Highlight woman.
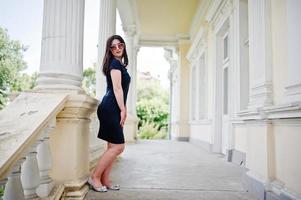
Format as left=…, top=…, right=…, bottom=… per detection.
left=88, top=35, right=131, bottom=192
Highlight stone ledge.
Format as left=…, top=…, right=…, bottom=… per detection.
left=238, top=102, right=301, bottom=120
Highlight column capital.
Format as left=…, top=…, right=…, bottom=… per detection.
left=164, top=48, right=178, bottom=65
left=134, top=46, right=140, bottom=55
left=123, top=25, right=136, bottom=37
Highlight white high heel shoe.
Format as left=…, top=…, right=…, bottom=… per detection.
left=106, top=184, right=120, bottom=190
left=87, top=177, right=108, bottom=192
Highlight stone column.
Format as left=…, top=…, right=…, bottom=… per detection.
left=132, top=46, right=140, bottom=115
left=35, top=1, right=99, bottom=199
left=122, top=25, right=138, bottom=142
left=123, top=25, right=137, bottom=115
left=96, top=0, right=117, bottom=99
left=164, top=48, right=178, bottom=140
left=164, top=48, right=181, bottom=140
left=177, top=41, right=190, bottom=141
left=285, top=0, right=301, bottom=103
left=248, top=0, right=273, bottom=108
left=36, top=0, right=85, bottom=91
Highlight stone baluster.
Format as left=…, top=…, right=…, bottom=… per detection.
left=36, top=119, right=56, bottom=197
left=3, top=159, right=26, bottom=200
left=21, top=141, right=41, bottom=199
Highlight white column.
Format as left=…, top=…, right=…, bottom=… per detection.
left=36, top=0, right=85, bottom=91
left=285, top=0, right=301, bottom=103
left=123, top=25, right=137, bottom=115
left=132, top=46, right=140, bottom=115
left=164, top=48, right=179, bottom=139
left=96, top=0, right=116, bottom=99
left=248, top=0, right=273, bottom=108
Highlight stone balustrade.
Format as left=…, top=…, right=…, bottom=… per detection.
left=0, top=92, right=67, bottom=200
left=0, top=91, right=99, bottom=200
left=1, top=119, right=59, bottom=200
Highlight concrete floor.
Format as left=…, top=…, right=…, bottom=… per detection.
left=85, top=140, right=256, bottom=200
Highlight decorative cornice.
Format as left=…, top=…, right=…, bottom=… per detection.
left=187, top=27, right=206, bottom=61
left=138, top=33, right=190, bottom=47
left=205, top=0, right=222, bottom=22
left=189, top=0, right=212, bottom=38
left=139, top=35, right=179, bottom=46
left=237, top=102, right=301, bottom=120
left=206, top=0, right=233, bottom=30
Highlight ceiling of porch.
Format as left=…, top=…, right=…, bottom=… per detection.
left=118, top=0, right=202, bottom=46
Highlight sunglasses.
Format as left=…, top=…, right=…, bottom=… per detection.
left=110, top=43, right=125, bottom=50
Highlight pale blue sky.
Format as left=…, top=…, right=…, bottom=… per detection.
left=0, top=0, right=169, bottom=88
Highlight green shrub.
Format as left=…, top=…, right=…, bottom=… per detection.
left=136, top=79, right=169, bottom=139
left=0, top=185, right=4, bottom=197
left=138, top=121, right=167, bottom=140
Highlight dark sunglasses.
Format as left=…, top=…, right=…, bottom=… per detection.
left=110, top=43, right=125, bottom=50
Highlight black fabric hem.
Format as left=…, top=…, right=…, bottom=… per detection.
left=97, top=135, right=125, bottom=144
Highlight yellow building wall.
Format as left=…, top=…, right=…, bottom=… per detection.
left=273, top=121, right=301, bottom=195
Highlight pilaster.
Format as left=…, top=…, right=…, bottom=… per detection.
left=248, top=0, right=273, bottom=108
left=284, top=0, right=301, bottom=103
left=122, top=25, right=138, bottom=143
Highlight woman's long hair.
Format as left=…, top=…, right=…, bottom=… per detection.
left=102, top=35, right=128, bottom=76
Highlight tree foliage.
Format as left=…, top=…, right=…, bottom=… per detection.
left=0, top=27, right=37, bottom=109
left=82, top=64, right=96, bottom=97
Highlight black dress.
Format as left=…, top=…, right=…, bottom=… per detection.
left=97, top=58, right=131, bottom=144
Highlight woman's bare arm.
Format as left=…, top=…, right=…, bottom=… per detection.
left=111, top=69, right=126, bottom=126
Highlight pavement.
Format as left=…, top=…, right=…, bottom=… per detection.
left=85, top=140, right=256, bottom=200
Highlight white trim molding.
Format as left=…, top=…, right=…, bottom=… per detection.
left=189, top=0, right=211, bottom=38
left=238, top=102, right=301, bottom=120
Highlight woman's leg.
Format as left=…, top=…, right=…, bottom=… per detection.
left=91, top=143, right=125, bottom=187
left=101, top=143, right=118, bottom=186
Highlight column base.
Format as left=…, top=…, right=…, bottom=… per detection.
left=47, top=184, right=65, bottom=200
left=124, top=114, right=138, bottom=143
left=62, top=178, right=89, bottom=200
left=248, top=82, right=273, bottom=109
left=36, top=180, right=55, bottom=198
left=35, top=72, right=84, bottom=92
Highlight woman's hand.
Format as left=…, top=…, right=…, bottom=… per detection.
left=120, top=109, right=126, bottom=127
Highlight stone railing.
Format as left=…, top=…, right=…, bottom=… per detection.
left=0, top=91, right=99, bottom=200
left=0, top=92, right=68, bottom=199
